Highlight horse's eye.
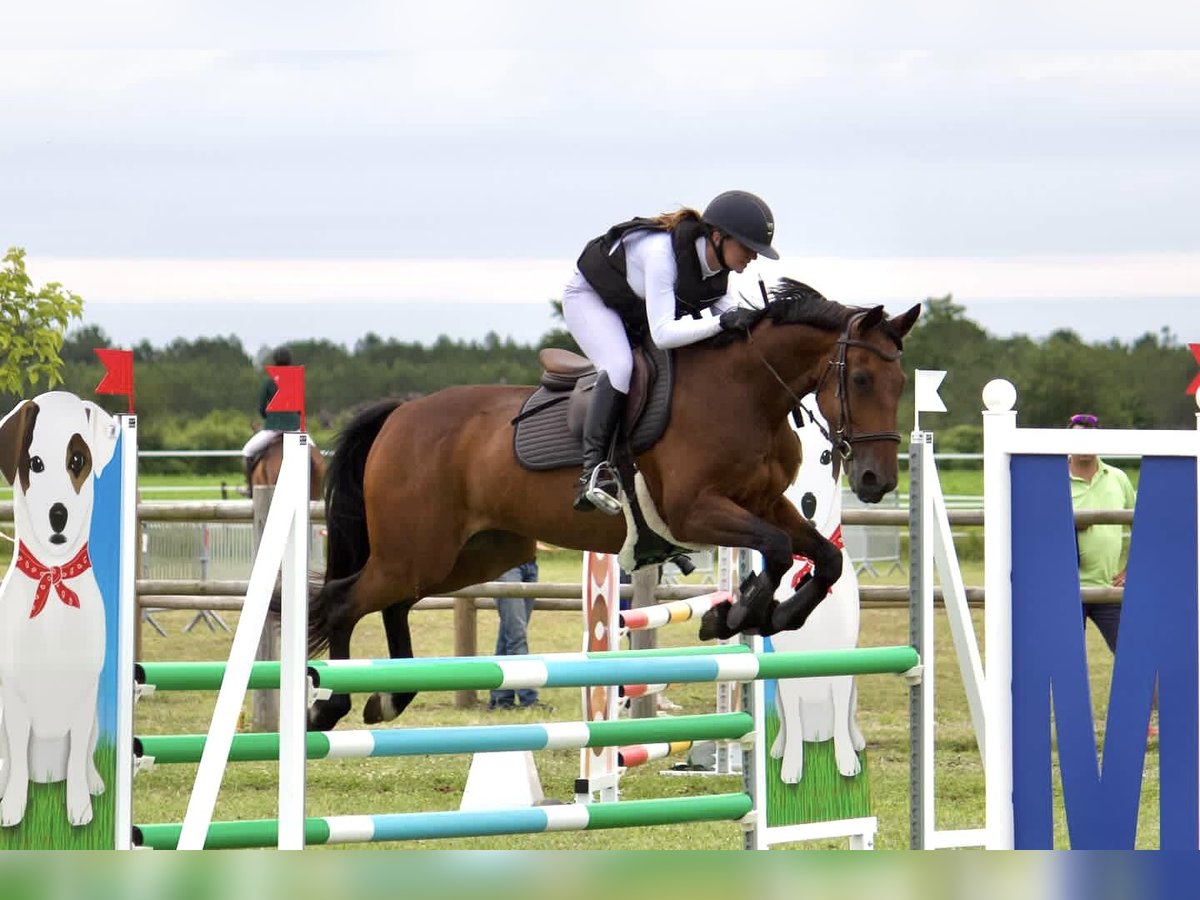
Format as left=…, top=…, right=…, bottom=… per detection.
left=820, top=450, right=832, bottom=466
left=30, top=456, right=44, bottom=473
left=852, top=371, right=871, bottom=388
left=69, top=452, right=85, bottom=474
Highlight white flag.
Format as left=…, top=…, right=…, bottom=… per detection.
left=915, top=369, right=947, bottom=414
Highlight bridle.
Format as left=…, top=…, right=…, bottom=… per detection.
left=748, top=310, right=902, bottom=461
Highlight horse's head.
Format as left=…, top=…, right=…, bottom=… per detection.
left=814, top=303, right=920, bottom=503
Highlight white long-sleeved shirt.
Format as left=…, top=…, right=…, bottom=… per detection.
left=616, top=230, right=740, bottom=349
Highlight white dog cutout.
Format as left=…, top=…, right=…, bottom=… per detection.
left=769, top=402, right=866, bottom=782
left=0, top=392, right=117, bottom=827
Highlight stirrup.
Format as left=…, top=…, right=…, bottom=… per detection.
left=584, top=463, right=622, bottom=516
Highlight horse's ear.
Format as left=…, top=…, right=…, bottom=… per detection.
left=858, top=305, right=886, bottom=332
left=891, top=303, right=922, bottom=338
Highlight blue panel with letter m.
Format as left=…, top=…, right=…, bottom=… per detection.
left=1011, top=454, right=1197, bottom=849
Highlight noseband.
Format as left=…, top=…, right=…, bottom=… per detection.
left=748, top=310, right=902, bottom=461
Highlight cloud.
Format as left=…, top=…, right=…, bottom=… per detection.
left=4, top=47, right=1200, bottom=262
left=7, top=1, right=1200, bottom=51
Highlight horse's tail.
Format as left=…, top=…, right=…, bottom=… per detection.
left=323, top=398, right=403, bottom=579
left=310, top=399, right=403, bottom=654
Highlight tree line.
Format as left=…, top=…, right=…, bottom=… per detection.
left=12, top=295, right=1195, bottom=473
left=901, top=296, right=1194, bottom=456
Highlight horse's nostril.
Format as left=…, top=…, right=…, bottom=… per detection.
left=859, top=470, right=879, bottom=487
left=48, top=502, right=68, bottom=532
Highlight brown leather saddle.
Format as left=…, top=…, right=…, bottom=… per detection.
left=512, top=343, right=673, bottom=471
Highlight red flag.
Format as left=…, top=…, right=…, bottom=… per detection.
left=266, top=365, right=306, bottom=433
left=94, top=348, right=135, bottom=413
left=1188, top=344, right=1200, bottom=396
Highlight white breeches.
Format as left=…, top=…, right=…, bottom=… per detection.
left=242, top=429, right=281, bottom=458
left=562, top=273, right=633, bottom=394
left=243, top=429, right=317, bottom=458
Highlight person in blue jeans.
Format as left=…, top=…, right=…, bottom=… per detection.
left=488, top=560, right=542, bottom=710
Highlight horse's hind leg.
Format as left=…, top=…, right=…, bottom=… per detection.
left=354, top=529, right=534, bottom=720
left=309, top=629, right=353, bottom=731
left=362, top=602, right=417, bottom=724
left=308, top=570, right=363, bottom=731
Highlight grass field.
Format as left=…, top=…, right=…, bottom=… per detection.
left=129, top=546, right=1160, bottom=850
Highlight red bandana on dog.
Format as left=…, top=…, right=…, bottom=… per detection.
left=789, top=525, right=845, bottom=590
left=15, top=542, right=92, bottom=618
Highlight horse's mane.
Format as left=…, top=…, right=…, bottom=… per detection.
left=710, top=277, right=907, bottom=349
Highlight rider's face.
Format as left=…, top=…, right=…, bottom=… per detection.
left=716, top=235, right=757, bottom=273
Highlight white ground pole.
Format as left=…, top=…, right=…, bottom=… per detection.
left=115, top=415, right=138, bottom=850
left=981, top=380, right=1200, bottom=849
left=176, top=433, right=310, bottom=850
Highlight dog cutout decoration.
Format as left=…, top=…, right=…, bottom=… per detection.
left=0, top=392, right=117, bottom=828
left=768, top=402, right=867, bottom=782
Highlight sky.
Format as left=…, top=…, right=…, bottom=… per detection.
left=5, top=4, right=1200, bottom=356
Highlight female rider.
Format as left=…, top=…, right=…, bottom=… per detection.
left=563, top=189, right=779, bottom=513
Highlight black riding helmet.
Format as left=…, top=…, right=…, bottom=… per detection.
left=702, top=190, right=779, bottom=260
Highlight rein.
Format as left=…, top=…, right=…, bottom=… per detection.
left=746, top=310, right=902, bottom=460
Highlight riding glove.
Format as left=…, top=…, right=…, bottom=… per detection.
left=719, top=307, right=760, bottom=331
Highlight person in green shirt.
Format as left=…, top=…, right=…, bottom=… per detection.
left=1068, top=412, right=1137, bottom=654
left=241, top=345, right=303, bottom=484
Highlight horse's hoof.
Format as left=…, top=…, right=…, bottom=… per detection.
left=698, top=602, right=736, bottom=641
left=362, top=694, right=384, bottom=724
left=308, top=697, right=351, bottom=732
left=739, top=570, right=776, bottom=612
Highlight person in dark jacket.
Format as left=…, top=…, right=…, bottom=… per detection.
left=241, top=345, right=302, bottom=482
left=562, top=190, right=779, bottom=513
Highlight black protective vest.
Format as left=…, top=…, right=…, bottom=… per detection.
left=576, top=215, right=729, bottom=344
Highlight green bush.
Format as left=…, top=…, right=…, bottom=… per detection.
left=139, top=410, right=253, bottom=475
left=933, top=424, right=983, bottom=470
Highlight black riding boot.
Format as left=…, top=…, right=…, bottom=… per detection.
left=573, top=373, right=626, bottom=515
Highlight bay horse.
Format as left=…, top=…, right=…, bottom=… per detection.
left=307, top=279, right=919, bottom=729
left=247, top=432, right=327, bottom=503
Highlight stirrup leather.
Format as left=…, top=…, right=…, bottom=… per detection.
left=584, top=462, right=622, bottom=515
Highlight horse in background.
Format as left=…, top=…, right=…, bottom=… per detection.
left=307, top=279, right=920, bottom=730
left=247, top=432, right=326, bottom=502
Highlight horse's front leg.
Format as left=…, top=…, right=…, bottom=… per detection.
left=663, top=491, right=793, bottom=640
left=764, top=496, right=843, bottom=635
